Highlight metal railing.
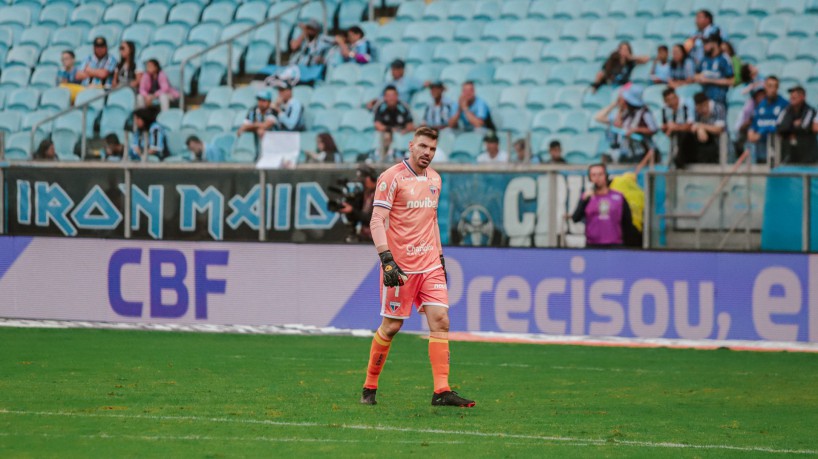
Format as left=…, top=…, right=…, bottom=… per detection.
left=179, top=0, right=328, bottom=111
left=30, top=84, right=134, bottom=160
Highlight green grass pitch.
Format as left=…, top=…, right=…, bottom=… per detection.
left=1, top=327, right=817, bottom=458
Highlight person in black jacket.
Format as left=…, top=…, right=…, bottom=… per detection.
left=777, top=86, right=818, bottom=164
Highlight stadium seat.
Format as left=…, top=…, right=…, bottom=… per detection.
left=519, top=63, right=550, bottom=86
left=644, top=17, right=675, bottom=41
left=575, top=63, right=600, bottom=85
left=636, top=0, right=664, bottom=17
left=182, top=108, right=211, bottom=131
left=187, top=23, right=221, bottom=48
left=453, top=21, right=483, bottom=43
left=757, top=60, right=785, bottom=79
left=486, top=42, right=516, bottom=64
left=787, top=15, right=818, bottom=38
left=614, top=18, right=648, bottom=41
left=795, top=38, right=818, bottom=62
left=758, top=15, right=790, bottom=39
left=5, top=45, right=39, bottom=68
left=559, top=110, right=591, bottom=134
left=309, top=86, right=336, bottom=110
left=230, top=132, right=257, bottom=162
left=23, top=110, right=57, bottom=138
left=726, top=16, right=759, bottom=40
left=608, top=0, right=638, bottom=18
left=50, top=26, right=84, bottom=49
left=553, top=86, right=585, bottom=109
left=568, top=42, right=599, bottom=63
left=552, top=0, right=578, bottom=19
left=498, top=87, right=528, bottom=110
left=666, top=0, right=694, bottom=16
left=140, top=44, right=174, bottom=68
left=206, top=109, right=237, bottom=133
left=406, top=42, right=437, bottom=65
left=739, top=37, right=769, bottom=64
left=74, top=88, right=105, bottom=136
left=328, top=63, right=360, bottom=86
left=451, top=131, right=483, bottom=156
left=748, top=0, right=773, bottom=16
left=201, top=2, right=237, bottom=26
left=440, top=64, right=472, bottom=87
left=53, top=111, right=83, bottom=138
left=6, top=87, right=40, bottom=113
left=236, top=1, right=269, bottom=23
left=157, top=108, right=183, bottom=132
left=339, top=109, right=373, bottom=133
left=423, top=1, right=450, bottom=21
left=374, top=20, right=407, bottom=45
left=4, top=131, right=35, bottom=160
left=380, top=43, right=410, bottom=66
left=541, top=42, right=571, bottom=63
left=86, top=24, right=122, bottom=47
left=227, top=86, right=256, bottom=112
left=220, top=23, right=253, bottom=49
left=413, top=63, right=445, bottom=83
left=70, top=4, right=103, bottom=29
left=547, top=64, right=577, bottom=85
left=0, top=67, right=32, bottom=91
left=473, top=0, right=502, bottom=21
left=99, top=106, right=130, bottom=138
left=481, top=20, right=512, bottom=42
left=266, top=0, right=300, bottom=23
left=781, top=60, right=812, bottom=86
left=495, top=107, right=531, bottom=136
left=561, top=20, right=592, bottom=42
left=197, top=61, right=227, bottom=94
left=39, top=87, right=71, bottom=112
left=396, top=1, right=425, bottom=22
left=152, top=24, right=189, bottom=48
left=0, top=6, right=33, bottom=30
left=720, top=0, right=750, bottom=16
left=103, top=4, right=135, bottom=27
left=526, top=85, right=560, bottom=110
left=507, top=19, right=559, bottom=42
left=251, top=21, right=291, bottom=53
left=356, top=63, right=386, bottom=87
left=458, top=42, right=489, bottom=64
left=310, top=109, right=341, bottom=132
left=500, top=0, right=530, bottom=20
left=168, top=3, right=203, bottom=28
left=406, top=21, right=455, bottom=43
left=135, top=3, right=169, bottom=27
left=39, top=3, right=71, bottom=29
left=202, top=86, right=233, bottom=110
left=476, top=84, right=502, bottom=108
left=0, top=112, right=22, bottom=135
left=121, top=24, right=153, bottom=51
left=513, top=42, right=544, bottom=64
left=493, top=63, right=525, bottom=86
left=527, top=0, right=556, bottom=20
left=245, top=41, right=275, bottom=74
left=19, top=26, right=52, bottom=51
left=338, top=1, right=368, bottom=29
left=587, top=19, right=618, bottom=42
left=433, top=42, right=460, bottom=65
left=334, top=86, right=364, bottom=109
left=767, top=38, right=799, bottom=61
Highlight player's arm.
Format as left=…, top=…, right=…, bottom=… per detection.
left=434, top=212, right=448, bottom=283
left=370, top=207, right=407, bottom=286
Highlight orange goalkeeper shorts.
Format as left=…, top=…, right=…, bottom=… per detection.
left=379, top=267, right=448, bottom=319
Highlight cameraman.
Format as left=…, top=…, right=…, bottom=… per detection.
left=340, top=165, right=378, bottom=241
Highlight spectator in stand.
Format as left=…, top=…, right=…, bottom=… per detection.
left=367, top=59, right=425, bottom=109
left=690, top=92, right=726, bottom=163
left=269, top=82, right=305, bottom=131
left=238, top=90, right=277, bottom=137
left=594, top=85, right=658, bottom=164
left=337, top=25, right=373, bottom=65
left=130, top=107, right=166, bottom=161
left=740, top=63, right=764, bottom=95
left=660, top=87, right=695, bottom=167
left=103, top=134, right=125, bottom=160
left=33, top=140, right=57, bottom=161
left=649, top=45, right=670, bottom=84
left=304, top=132, right=341, bottom=163
left=373, top=85, right=414, bottom=133
left=734, top=86, right=766, bottom=156
left=476, top=131, right=508, bottom=164
left=324, top=29, right=347, bottom=68
left=667, top=44, right=696, bottom=89
left=422, top=81, right=456, bottom=131
left=57, top=50, right=83, bottom=103
left=137, top=59, right=179, bottom=112
left=571, top=163, right=639, bottom=248
left=686, top=9, right=724, bottom=65
left=75, top=36, right=118, bottom=88
left=695, top=34, right=734, bottom=111
left=290, top=19, right=333, bottom=66
left=366, top=130, right=406, bottom=164
left=590, top=41, right=650, bottom=93
left=748, top=76, right=788, bottom=163
left=510, top=138, right=530, bottom=163
left=186, top=135, right=225, bottom=162
left=113, top=41, right=141, bottom=91
left=721, top=41, right=742, bottom=87
left=448, top=81, right=493, bottom=131
left=547, top=140, right=566, bottom=164
left=777, top=86, right=818, bottom=164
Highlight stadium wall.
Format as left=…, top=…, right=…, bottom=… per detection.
left=1, top=236, right=816, bottom=344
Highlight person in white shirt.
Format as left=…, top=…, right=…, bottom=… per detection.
left=476, top=132, right=508, bottom=164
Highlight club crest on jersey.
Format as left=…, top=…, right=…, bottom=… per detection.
left=379, top=182, right=387, bottom=191
left=389, top=301, right=401, bottom=312
left=430, top=185, right=438, bottom=195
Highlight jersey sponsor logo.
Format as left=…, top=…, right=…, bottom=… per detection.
left=406, top=197, right=437, bottom=209
left=406, top=243, right=435, bottom=256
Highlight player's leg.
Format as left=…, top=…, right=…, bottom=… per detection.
left=363, top=316, right=402, bottom=391
left=418, top=269, right=475, bottom=407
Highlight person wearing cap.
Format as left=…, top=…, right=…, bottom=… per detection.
left=366, top=59, right=426, bottom=110
left=748, top=76, right=788, bottom=163
left=374, top=85, right=415, bottom=134
left=690, top=92, right=726, bottom=164
left=694, top=33, right=734, bottom=111
left=337, top=25, right=373, bottom=65
left=476, top=132, right=509, bottom=164
left=686, top=9, right=726, bottom=66
left=75, top=36, right=118, bottom=88
left=338, top=164, right=378, bottom=242
left=238, top=90, right=277, bottom=138
left=290, top=19, right=333, bottom=66
left=776, top=86, right=818, bottom=164
left=448, top=81, right=493, bottom=131
left=270, top=82, right=305, bottom=132
left=660, top=87, right=696, bottom=167
left=593, top=84, right=658, bottom=163
left=422, top=81, right=456, bottom=131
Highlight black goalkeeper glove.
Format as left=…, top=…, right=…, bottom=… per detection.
left=440, top=254, right=448, bottom=284
left=379, top=250, right=408, bottom=287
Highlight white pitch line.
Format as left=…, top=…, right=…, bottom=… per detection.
left=0, top=410, right=815, bottom=455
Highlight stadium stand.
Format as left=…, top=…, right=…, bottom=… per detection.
left=0, top=0, right=816, bottom=164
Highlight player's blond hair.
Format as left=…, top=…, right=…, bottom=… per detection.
left=413, top=126, right=438, bottom=141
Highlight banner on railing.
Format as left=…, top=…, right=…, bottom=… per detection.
left=0, top=236, right=816, bottom=343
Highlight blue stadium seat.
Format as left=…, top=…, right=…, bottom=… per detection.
left=23, top=110, right=57, bottom=138
left=451, top=131, right=483, bottom=156
left=396, top=1, right=425, bottom=22
left=720, top=0, right=750, bottom=16
left=338, top=1, right=368, bottom=29
left=458, top=42, right=489, bottom=64
left=423, top=1, right=450, bottom=21
left=495, top=107, right=531, bottom=136
left=310, top=109, right=342, bottom=132
left=614, top=18, right=647, bottom=41
left=0, top=27, right=12, bottom=52
left=519, top=63, right=550, bottom=86
left=630, top=39, right=659, bottom=56
left=406, top=42, right=437, bottom=65
left=39, top=3, right=71, bottom=29
left=251, top=22, right=291, bottom=52
left=500, top=0, right=530, bottom=20
left=157, top=108, right=183, bottom=132
left=20, top=26, right=52, bottom=51
left=665, top=0, right=693, bottom=17
left=309, top=86, right=337, bottom=110
left=0, top=112, right=22, bottom=135
left=338, top=108, right=375, bottom=132
left=229, top=86, right=257, bottom=111
left=553, top=0, right=579, bottom=19
left=644, top=17, right=675, bottom=41
left=778, top=0, right=807, bottom=14
left=440, top=64, right=472, bottom=87
left=135, top=3, right=169, bottom=27
left=433, top=42, right=460, bottom=65
left=480, top=20, right=512, bottom=41
left=5, top=45, right=39, bottom=68
left=103, top=3, right=135, bottom=27
left=0, top=67, right=31, bottom=91
left=453, top=21, right=483, bottom=43
left=182, top=108, right=211, bottom=131
left=561, top=20, right=592, bottom=42
left=206, top=109, right=237, bottom=133
left=492, top=63, right=524, bottom=86
left=466, top=63, right=495, bottom=85
left=575, top=63, right=600, bottom=85
left=795, top=38, right=818, bottom=62
left=568, top=41, right=599, bottom=63
left=236, top=1, right=269, bottom=24
left=328, top=63, right=360, bottom=86
left=140, top=44, right=174, bottom=68
left=767, top=38, right=799, bottom=61
left=526, top=85, right=560, bottom=110
left=669, top=17, right=694, bottom=40
left=528, top=0, right=556, bottom=19
left=473, top=0, right=502, bottom=21
left=100, top=106, right=130, bottom=138
left=587, top=19, right=617, bottom=42
left=201, top=2, right=237, bottom=26
left=553, top=85, right=585, bottom=109
left=267, top=0, right=300, bottom=23
left=296, top=2, right=326, bottom=23
left=758, top=15, right=790, bottom=39
left=636, top=0, right=665, bottom=17
left=230, top=132, right=257, bottom=161
left=121, top=23, right=153, bottom=51
left=608, top=0, right=638, bottom=18
left=50, top=26, right=84, bottom=48
left=757, top=60, right=784, bottom=79
left=476, top=84, right=502, bottom=108
left=738, top=37, right=768, bottom=63
left=413, top=63, right=445, bottom=83
left=513, top=42, right=543, bottom=64
left=6, top=87, right=40, bottom=112
left=203, top=86, right=233, bottom=110
left=198, top=61, right=227, bottom=94
left=675, top=83, right=703, bottom=100
left=86, top=24, right=122, bottom=47
left=787, top=15, right=818, bottom=38
left=629, top=63, right=652, bottom=86
left=245, top=41, right=274, bottom=74
left=507, top=19, right=560, bottom=42
left=220, top=23, right=253, bottom=49
left=808, top=0, right=818, bottom=12
left=188, top=23, right=221, bottom=48
left=356, top=63, right=386, bottom=87
left=334, top=86, right=364, bottom=109
left=748, top=0, right=772, bottom=16
left=39, top=87, right=70, bottom=112
left=172, top=44, right=204, bottom=67
left=374, top=20, right=407, bottom=45
left=74, top=88, right=105, bottom=136
left=53, top=111, right=83, bottom=138
left=0, top=6, right=33, bottom=42
left=541, top=42, right=570, bottom=63
left=781, top=60, right=812, bottom=86
left=168, top=3, right=203, bottom=28
left=486, top=42, right=516, bottom=64
left=498, top=87, right=528, bottom=110
left=579, top=1, right=607, bottom=18
left=405, top=21, right=455, bottom=43
left=559, top=110, right=590, bottom=134
left=380, top=42, right=409, bottom=66
left=152, top=24, right=189, bottom=48
left=726, top=16, right=759, bottom=40
left=547, top=64, right=577, bottom=85
left=4, top=132, right=35, bottom=160
left=70, top=4, right=103, bottom=29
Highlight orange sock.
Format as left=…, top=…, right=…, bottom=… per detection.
left=364, top=328, right=392, bottom=389
left=429, top=336, right=451, bottom=394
